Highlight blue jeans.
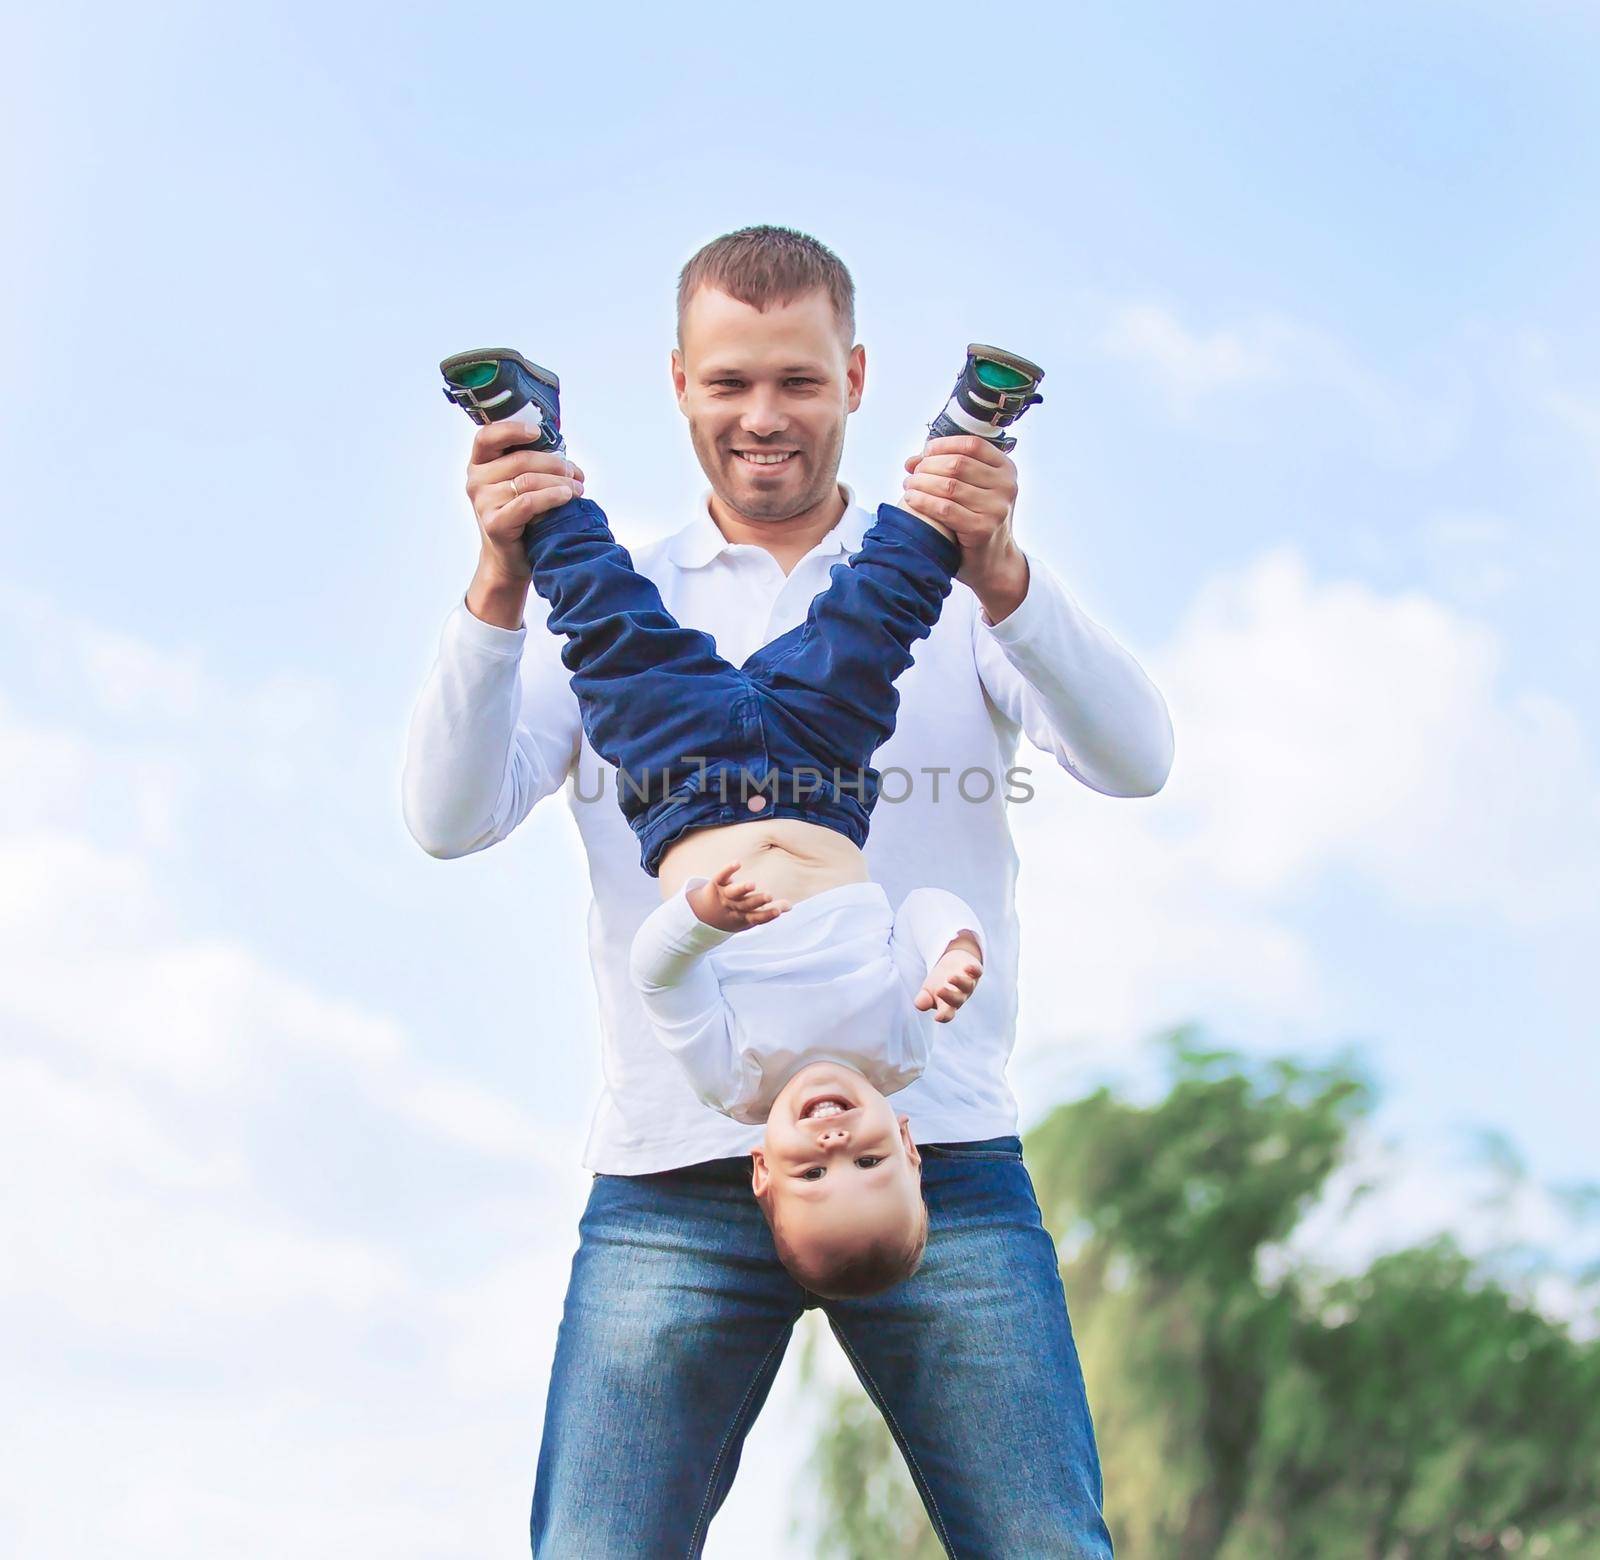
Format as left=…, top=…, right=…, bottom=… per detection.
left=530, top=1139, right=1113, bottom=1557
left=522, top=496, right=962, bottom=876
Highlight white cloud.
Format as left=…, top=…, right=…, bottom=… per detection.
left=1011, top=784, right=1324, bottom=1076
left=1546, top=381, right=1600, bottom=473
left=1417, top=512, right=1516, bottom=603
left=1162, top=547, right=1597, bottom=921
left=1517, top=331, right=1600, bottom=481
left=78, top=622, right=207, bottom=721
left=0, top=701, right=95, bottom=828
left=1101, top=302, right=1293, bottom=405
left=1099, top=300, right=1459, bottom=463
left=0, top=828, right=574, bottom=1166
left=1010, top=543, right=1599, bottom=1089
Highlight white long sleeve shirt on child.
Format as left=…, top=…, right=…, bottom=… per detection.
left=628, top=877, right=987, bottom=1126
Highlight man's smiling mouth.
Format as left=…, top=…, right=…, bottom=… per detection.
left=734, top=450, right=798, bottom=466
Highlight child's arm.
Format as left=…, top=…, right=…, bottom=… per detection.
left=890, top=889, right=987, bottom=1024
left=627, top=869, right=787, bottom=1115
left=630, top=876, right=733, bottom=1011
left=684, top=861, right=793, bottom=933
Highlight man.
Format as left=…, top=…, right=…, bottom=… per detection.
left=403, top=225, right=1173, bottom=1556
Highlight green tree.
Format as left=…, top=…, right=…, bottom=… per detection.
left=1233, top=1238, right=1600, bottom=1558
left=794, top=1028, right=1600, bottom=1558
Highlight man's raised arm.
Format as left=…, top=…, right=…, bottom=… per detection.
left=400, top=421, right=588, bottom=858
left=970, top=551, right=1174, bottom=799
left=899, top=434, right=1174, bottom=799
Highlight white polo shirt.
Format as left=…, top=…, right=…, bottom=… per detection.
left=402, top=485, right=1174, bottom=1173
left=628, top=875, right=987, bottom=1127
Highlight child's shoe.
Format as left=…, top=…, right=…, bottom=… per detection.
left=440, top=347, right=566, bottom=456
left=928, top=344, right=1044, bottom=452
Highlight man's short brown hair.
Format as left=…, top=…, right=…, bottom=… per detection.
left=676, top=224, right=856, bottom=348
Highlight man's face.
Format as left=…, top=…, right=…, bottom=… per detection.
left=672, top=285, right=865, bottom=523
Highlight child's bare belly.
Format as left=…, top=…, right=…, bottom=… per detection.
left=658, top=817, right=870, bottom=906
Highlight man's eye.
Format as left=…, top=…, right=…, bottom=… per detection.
left=800, top=1166, right=826, bottom=1180
left=855, top=1156, right=884, bottom=1168
left=785, top=378, right=818, bottom=388
left=712, top=379, right=743, bottom=389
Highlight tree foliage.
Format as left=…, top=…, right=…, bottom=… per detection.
left=796, top=1028, right=1600, bottom=1558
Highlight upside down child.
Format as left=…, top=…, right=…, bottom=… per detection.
left=518, top=347, right=1043, bottom=1299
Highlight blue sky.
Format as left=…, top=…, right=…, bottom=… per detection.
left=3, top=3, right=1597, bottom=1554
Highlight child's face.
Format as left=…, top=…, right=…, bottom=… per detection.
left=750, top=1062, right=924, bottom=1264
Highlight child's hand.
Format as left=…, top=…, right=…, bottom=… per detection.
left=915, top=934, right=984, bottom=1023
left=688, top=862, right=793, bottom=934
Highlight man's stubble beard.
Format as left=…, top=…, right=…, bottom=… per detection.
left=688, top=415, right=848, bottom=524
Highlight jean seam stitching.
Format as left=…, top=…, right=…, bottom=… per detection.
left=687, top=1321, right=795, bottom=1556
left=740, top=631, right=814, bottom=712
left=827, top=1321, right=958, bottom=1558
left=745, top=651, right=876, bottom=789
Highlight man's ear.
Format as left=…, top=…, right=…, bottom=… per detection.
left=898, top=1113, right=921, bottom=1171
left=750, top=1147, right=770, bottom=1197
left=845, top=342, right=866, bottom=415
left=671, top=346, right=689, bottom=414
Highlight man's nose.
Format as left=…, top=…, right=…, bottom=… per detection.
left=740, top=392, right=788, bottom=438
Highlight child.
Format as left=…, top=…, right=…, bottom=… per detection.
left=517, top=346, right=1043, bottom=1299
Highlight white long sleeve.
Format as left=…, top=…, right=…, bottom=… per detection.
left=889, top=888, right=988, bottom=999
left=401, top=596, right=583, bottom=858
left=627, top=877, right=740, bottom=1115
left=629, top=877, right=734, bottom=1017
left=973, top=550, right=1174, bottom=798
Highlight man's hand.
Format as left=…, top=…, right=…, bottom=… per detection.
left=463, top=420, right=586, bottom=628
left=688, top=862, right=793, bottom=934
left=900, top=435, right=1030, bottom=624
left=915, top=932, right=984, bottom=1023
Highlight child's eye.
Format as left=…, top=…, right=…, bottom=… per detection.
left=855, top=1156, right=884, bottom=1168
left=800, top=1166, right=826, bottom=1180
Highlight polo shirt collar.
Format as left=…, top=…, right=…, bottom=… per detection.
left=667, top=483, right=871, bottom=570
